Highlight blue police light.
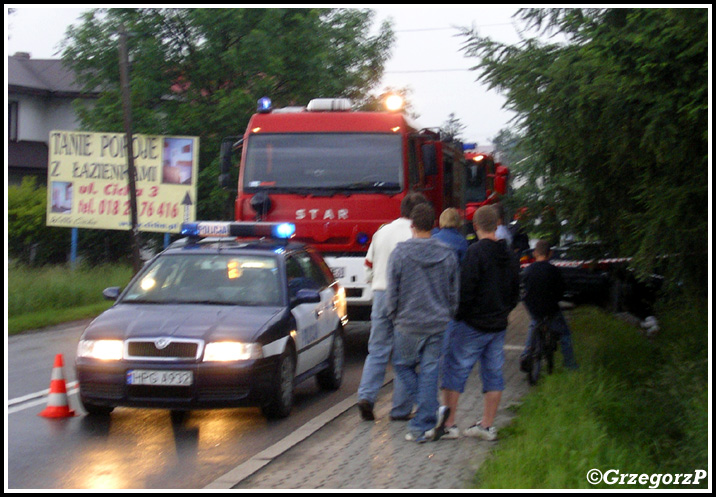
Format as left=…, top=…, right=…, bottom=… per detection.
left=272, top=222, right=296, bottom=239
left=462, top=143, right=477, bottom=151
left=356, top=232, right=370, bottom=245
left=257, top=97, right=272, bottom=113
left=181, top=223, right=200, bottom=237
left=180, top=221, right=295, bottom=240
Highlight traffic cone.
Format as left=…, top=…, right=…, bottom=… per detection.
left=38, top=354, right=76, bottom=418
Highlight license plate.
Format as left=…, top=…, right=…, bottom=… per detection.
left=331, top=267, right=345, bottom=279
left=127, top=370, right=193, bottom=386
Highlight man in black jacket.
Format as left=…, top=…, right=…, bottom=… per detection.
left=435, top=205, right=521, bottom=441
left=519, top=239, right=578, bottom=370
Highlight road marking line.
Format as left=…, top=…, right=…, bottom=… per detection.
left=8, top=383, right=79, bottom=414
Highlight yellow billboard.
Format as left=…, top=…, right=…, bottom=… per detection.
left=46, top=130, right=199, bottom=233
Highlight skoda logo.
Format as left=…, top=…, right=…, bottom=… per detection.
left=155, top=338, right=171, bottom=350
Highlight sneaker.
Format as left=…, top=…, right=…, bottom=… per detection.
left=405, top=431, right=430, bottom=443
left=357, top=399, right=375, bottom=421
left=432, top=405, right=451, bottom=441
left=440, top=425, right=461, bottom=440
left=464, top=423, right=497, bottom=441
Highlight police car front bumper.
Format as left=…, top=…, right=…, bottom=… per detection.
left=76, top=356, right=280, bottom=409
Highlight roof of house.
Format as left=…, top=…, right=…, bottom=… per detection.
left=8, top=54, right=97, bottom=97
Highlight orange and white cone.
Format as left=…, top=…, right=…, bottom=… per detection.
left=38, top=353, right=76, bottom=418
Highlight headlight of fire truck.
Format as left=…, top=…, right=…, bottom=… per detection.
left=384, top=94, right=404, bottom=112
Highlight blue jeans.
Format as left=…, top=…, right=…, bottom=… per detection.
left=441, top=320, right=506, bottom=393
left=522, top=312, right=578, bottom=369
left=393, top=330, right=444, bottom=435
left=357, top=290, right=413, bottom=416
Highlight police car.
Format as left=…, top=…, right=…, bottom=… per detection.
left=75, top=221, right=348, bottom=419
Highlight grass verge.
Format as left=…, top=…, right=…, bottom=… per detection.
left=7, top=263, right=133, bottom=335
left=7, top=302, right=115, bottom=335
left=473, top=303, right=708, bottom=490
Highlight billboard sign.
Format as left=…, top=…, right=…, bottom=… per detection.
left=46, top=130, right=199, bottom=233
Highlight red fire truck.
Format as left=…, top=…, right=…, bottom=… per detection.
left=220, top=97, right=466, bottom=320
left=462, top=148, right=510, bottom=222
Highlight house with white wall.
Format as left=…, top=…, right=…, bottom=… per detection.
left=8, top=52, right=97, bottom=186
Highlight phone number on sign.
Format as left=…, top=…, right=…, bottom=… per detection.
left=91, top=199, right=180, bottom=218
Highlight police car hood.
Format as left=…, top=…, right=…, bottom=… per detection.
left=82, top=304, right=284, bottom=343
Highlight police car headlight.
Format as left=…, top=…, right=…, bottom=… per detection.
left=203, top=342, right=263, bottom=362
left=77, top=340, right=124, bottom=361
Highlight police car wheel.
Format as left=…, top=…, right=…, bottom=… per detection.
left=316, top=328, right=344, bottom=391
left=262, top=349, right=296, bottom=419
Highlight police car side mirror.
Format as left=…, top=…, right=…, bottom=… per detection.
left=103, top=287, right=121, bottom=301
left=292, top=288, right=321, bottom=306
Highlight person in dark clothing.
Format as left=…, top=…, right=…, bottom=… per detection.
left=519, top=239, right=578, bottom=370
left=435, top=205, right=521, bottom=441
left=509, top=220, right=531, bottom=255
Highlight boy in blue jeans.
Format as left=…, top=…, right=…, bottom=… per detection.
left=386, top=203, right=459, bottom=442
left=437, top=205, right=521, bottom=441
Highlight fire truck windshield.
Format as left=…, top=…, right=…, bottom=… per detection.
left=243, top=133, right=402, bottom=193
left=465, top=162, right=488, bottom=203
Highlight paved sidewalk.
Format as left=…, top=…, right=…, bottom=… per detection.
left=211, top=304, right=532, bottom=490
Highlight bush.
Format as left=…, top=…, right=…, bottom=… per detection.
left=8, top=177, right=71, bottom=264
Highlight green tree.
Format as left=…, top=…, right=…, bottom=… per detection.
left=490, top=128, right=537, bottom=228
left=61, top=8, right=394, bottom=221
left=439, top=113, right=467, bottom=143
left=460, top=8, right=708, bottom=295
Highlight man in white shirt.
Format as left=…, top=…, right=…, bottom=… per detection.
left=357, top=192, right=429, bottom=421
left=494, top=202, right=513, bottom=248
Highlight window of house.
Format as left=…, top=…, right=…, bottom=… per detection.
left=9, top=101, right=18, bottom=141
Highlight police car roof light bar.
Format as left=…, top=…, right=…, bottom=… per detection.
left=181, top=221, right=296, bottom=240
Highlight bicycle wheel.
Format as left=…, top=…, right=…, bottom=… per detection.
left=545, top=324, right=558, bottom=375
left=528, top=348, right=541, bottom=385
left=528, top=324, right=544, bottom=385
left=545, top=334, right=555, bottom=375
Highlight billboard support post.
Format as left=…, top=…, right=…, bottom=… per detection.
left=70, top=228, right=78, bottom=269
left=118, top=24, right=142, bottom=275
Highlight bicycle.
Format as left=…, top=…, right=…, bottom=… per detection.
left=525, top=315, right=559, bottom=386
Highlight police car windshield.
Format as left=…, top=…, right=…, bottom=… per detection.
left=122, top=254, right=282, bottom=306
left=243, top=133, right=402, bottom=191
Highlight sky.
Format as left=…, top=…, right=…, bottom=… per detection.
left=5, top=6, right=528, bottom=147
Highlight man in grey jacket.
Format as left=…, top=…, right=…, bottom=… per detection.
left=386, top=203, right=459, bottom=442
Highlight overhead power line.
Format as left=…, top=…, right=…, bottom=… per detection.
left=395, top=23, right=514, bottom=33
left=385, top=68, right=473, bottom=74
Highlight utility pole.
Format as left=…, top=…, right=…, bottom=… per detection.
left=118, top=25, right=142, bottom=274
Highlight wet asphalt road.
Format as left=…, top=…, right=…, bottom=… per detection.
left=7, top=320, right=373, bottom=489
